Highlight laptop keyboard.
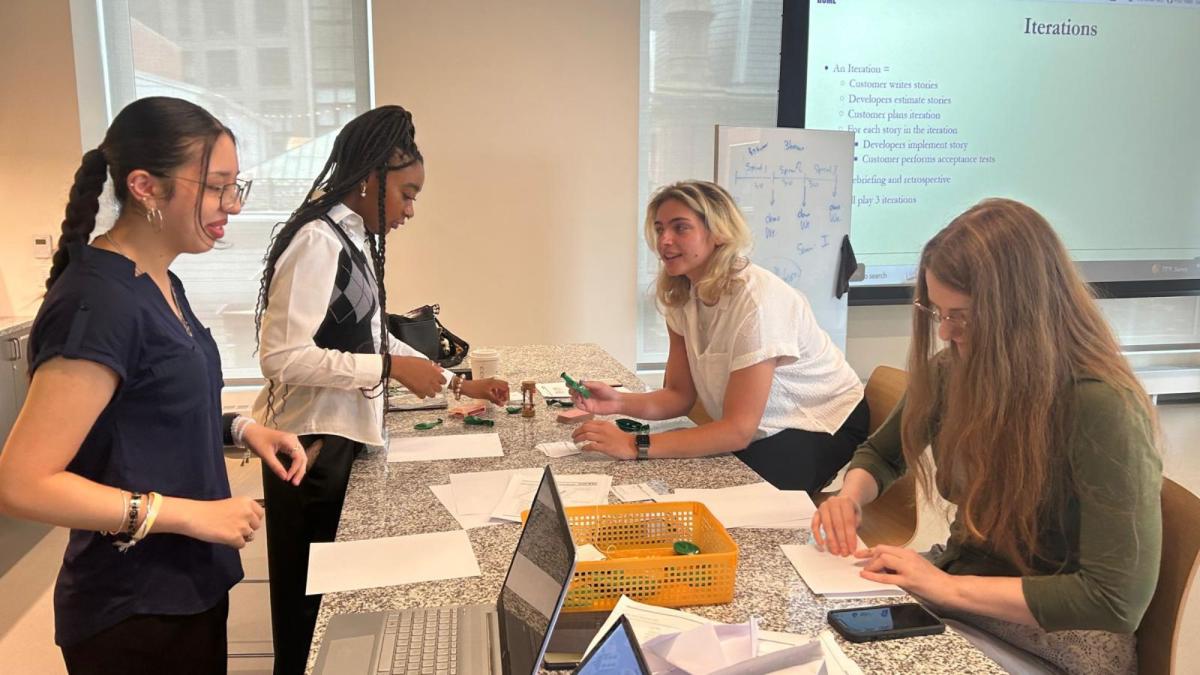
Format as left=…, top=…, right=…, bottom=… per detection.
left=378, top=608, right=460, bottom=674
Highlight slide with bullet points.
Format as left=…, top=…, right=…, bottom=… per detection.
left=799, top=0, right=1200, bottom=286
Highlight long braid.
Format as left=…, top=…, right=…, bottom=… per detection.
left=46, top=149, right=109, bottom=290
left=364, top=165, right=390, bottom=412
left=256, top=105, right=421, bottom=427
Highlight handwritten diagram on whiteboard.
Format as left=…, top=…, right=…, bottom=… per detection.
left=714, top=126, right=855, bottom=349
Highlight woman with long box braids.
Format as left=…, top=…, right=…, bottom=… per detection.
left=0, top=96, right=306, bottom=674
left=251, top=105, right=508, bottom=674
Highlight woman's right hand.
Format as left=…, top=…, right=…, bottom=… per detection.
left=811, top=494, right=862, bottom=557
left=389, top=356, right=445, bottom=398
left=169, top=496, right=265, bottom=549
left=571, top=380, right=624, bottom=415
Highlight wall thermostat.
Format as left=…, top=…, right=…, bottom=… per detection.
left=33, top=234, right=54, bottom=259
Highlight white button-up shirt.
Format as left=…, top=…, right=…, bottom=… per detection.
left=251, top=203, right=450, bottom=446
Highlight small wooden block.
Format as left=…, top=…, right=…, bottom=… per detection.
left=449, top=402, right=486, bottom=418
left=556, top=409, right=594, bottom=424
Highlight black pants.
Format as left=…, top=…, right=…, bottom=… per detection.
left=735, top=398, right=870, bottom=494
left=61, top=594, right=229, bottom=675
left=262, top=433, right=361, bottom=675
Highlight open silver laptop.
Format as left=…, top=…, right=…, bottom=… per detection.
left=313, top=466, right=577, bottom=675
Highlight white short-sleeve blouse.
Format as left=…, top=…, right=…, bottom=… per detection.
left=664, top=263, right=863, bottom=440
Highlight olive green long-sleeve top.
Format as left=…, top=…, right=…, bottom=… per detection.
left=847, top=378, right=1162, bottom=633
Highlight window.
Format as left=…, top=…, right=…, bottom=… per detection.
left=257, top=47, right=290, bottom=87
left=75, top=0, right=373, bottom=380
left=206, top=50, right=239, bottom=88
left=636, top=0, right=783, bottom=366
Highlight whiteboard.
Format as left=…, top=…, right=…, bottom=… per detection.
left=714, top=126, right=855, bottom=349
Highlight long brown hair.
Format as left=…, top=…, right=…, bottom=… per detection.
left=902, top=198, right=1156, bottom=573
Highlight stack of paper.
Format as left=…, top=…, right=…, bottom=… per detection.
left=490, top=472, right=612, bottom=522
left=305, top=530, right=480, bottom=595
left=658, top=482, right=816, bottom=529
left=780, top=540, right=905, bottom=599
left=585, top=596, right=862, bottom=675
left=429, top=468, right=612, bottom=528
left=387, top=433, right=504, bottom=463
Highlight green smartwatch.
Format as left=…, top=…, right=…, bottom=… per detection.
left=635, top=433, right=650, bottom=460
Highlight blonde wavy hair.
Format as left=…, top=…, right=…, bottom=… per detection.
left=902, top=198, right=1157, bottom=574
left=644, top=180, right=753, bottom=308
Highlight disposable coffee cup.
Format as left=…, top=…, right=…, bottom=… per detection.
left=471, top=348, right=500, bottom=381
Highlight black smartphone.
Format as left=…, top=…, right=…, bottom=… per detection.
left=827, top=602, right=945, bottom=643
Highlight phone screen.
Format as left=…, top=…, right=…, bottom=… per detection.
left=829, top=604, right=941, bottom=635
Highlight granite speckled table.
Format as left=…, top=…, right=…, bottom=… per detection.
left=306, top=344, right=1001, bottom=674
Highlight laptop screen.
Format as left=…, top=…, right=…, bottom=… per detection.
left=573, top=616, right=651, bottom=675
left=497, top=467, right=577, bottom=675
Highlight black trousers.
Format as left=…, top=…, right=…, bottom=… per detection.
left=61, top=594, right=229, bottom=675
left=262, top=433, right=361, bottom=675
left=735, top=398, right=870, bottom=494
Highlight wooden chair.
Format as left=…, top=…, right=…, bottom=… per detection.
left=1137, top=477, right=1200, bottom=675
left=848, top=366, right=918, bottom=547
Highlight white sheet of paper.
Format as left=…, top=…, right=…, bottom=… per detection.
left=584, top=596, right=718, bottom=656
left=643, top=619, right=758, bottom=674
left=819, top=630, right=864, bottom=675
left=535, top=441, right=582, bottom=458
left=306, top=530, right=480, bottom=595
left=780, top=540, right=905, bottom=598
left=387, top=433, right=504, bottom=463
left=660, top=482, right=816, bottom=529
left=491, top=473, right=612, bottom=522
left=576, top=543, right=607, bottom=562
left=429, top=484, right=509, bottom=529
left=536, top=382, right=572, bottom=399
left=448, top=468, right=541, bottom=515
left=612, top=483, right=660, bottom=503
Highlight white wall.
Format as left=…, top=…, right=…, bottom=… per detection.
left=371, top=0, right=641, bottom=368
left=0, top=1, right=82, bottom=317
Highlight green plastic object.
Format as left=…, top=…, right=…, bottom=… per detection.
left=506, top=406, right=523, bottom=414
left=616, top=418, right=650, bottom=433
left=673, top=540, right=701, bottom=555
left=463, top=415, right=495, bottom=427
left=413, top=418, right=444, bottom=431
left=546, top=399, right=575, bottom=408
left=560, top=372, right=591, bottom=399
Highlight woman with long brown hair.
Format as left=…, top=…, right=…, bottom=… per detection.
left=811, top=198, right=1161, bottom=674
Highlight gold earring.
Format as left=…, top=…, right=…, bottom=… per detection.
left=360, top=182, right=368, bottom=198
left=144, top=199, right=163, bottom=232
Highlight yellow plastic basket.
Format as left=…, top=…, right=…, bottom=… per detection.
left=539, top=501, right=738, bottom=612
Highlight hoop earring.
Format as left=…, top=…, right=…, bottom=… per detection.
left=143, top=199, right=163, bottom=232
left=360, top=182, right=368, bottom=198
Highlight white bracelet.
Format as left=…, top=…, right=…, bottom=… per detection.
left=231, top=415, right=256, bottom=449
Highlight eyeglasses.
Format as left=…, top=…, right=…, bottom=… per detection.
left=913, top=299, right=969, bottom=335
left=168, top=175, right=253, bottom=210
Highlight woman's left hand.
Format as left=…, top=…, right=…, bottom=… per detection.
left=571, top=421, right=637, bottom=459
left=242, top=424, right=307, bottom=486
left=461, top=377, right=510, bottom=405
left=855, top=545, right=958, bottom=607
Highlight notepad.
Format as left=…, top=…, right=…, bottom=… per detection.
left=306, top=530, right=481, bottom=595
left=780, top=540, right=905, bottom=599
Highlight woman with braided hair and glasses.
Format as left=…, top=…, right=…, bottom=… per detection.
left=251, top=104, right=509, bottom=674
left=0, top=96, right=306, bottom=674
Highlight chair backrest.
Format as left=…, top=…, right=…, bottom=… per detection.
left=864, top=365, right=907, bottom=435
left=1137, top=477, right=1200, bottom=675
left=856, top=366, right=918, bottom=547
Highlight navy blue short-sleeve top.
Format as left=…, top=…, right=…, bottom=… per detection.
left=28, top=243, right=243, bottom=647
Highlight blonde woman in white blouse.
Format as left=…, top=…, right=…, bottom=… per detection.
left=571, top=180, right=867, bottom=492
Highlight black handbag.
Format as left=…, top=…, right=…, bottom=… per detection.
left=386, top=304, right=469, bottom=368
